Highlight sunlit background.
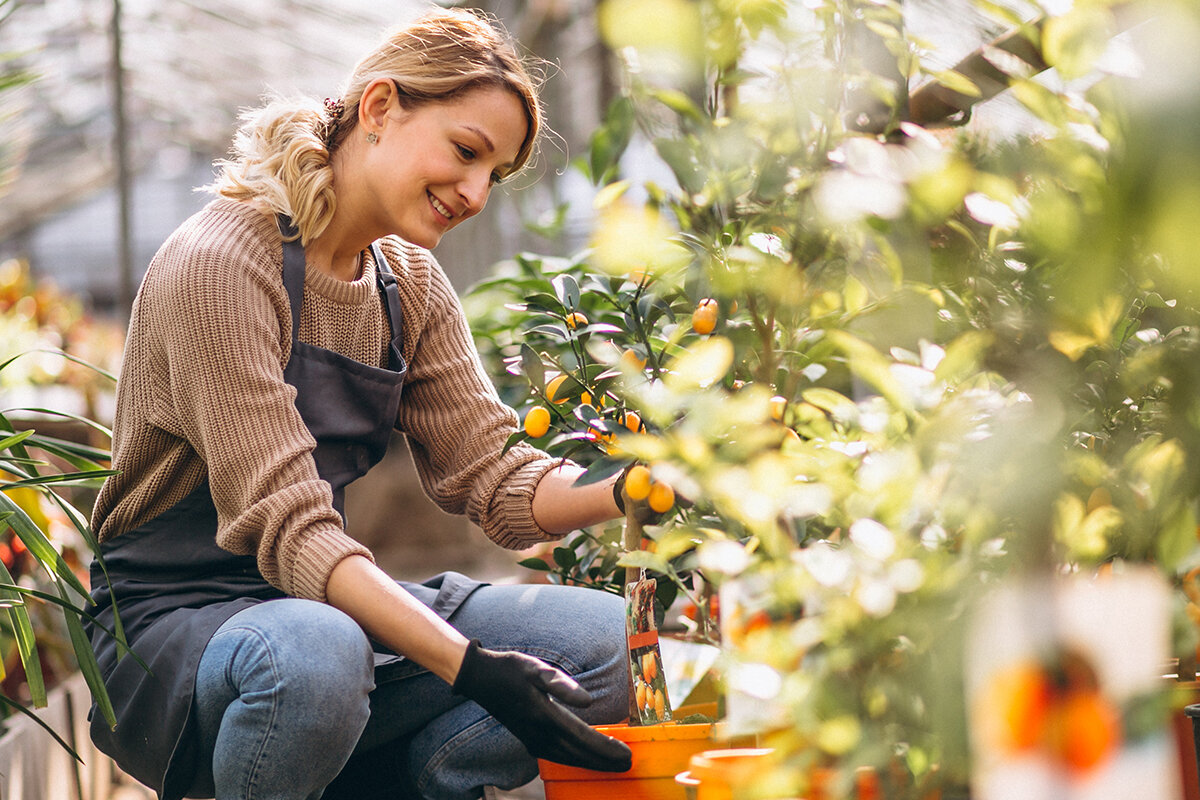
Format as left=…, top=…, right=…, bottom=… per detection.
left=0, top=0, right=1030, bottom=315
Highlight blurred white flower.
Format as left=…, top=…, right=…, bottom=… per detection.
left=799, top=541, right=853, bottom=588
left=698, top=539, right=751, bottom=576
left=850, top=518, right=896, bottom=561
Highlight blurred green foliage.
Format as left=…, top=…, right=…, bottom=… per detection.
left=467, top=0, right=1200, bottom=794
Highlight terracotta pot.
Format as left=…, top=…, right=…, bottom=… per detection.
left=538, top=721, right=716, bottom=800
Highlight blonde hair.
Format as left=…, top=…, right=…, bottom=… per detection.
left=209, top=7, right=543, bottom=245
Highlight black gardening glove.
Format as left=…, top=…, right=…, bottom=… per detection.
left=451, top=639, right=632, bottom=773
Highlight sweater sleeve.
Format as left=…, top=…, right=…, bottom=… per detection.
left=396, top=252, right=563, bottom=549
left=144, top=212, right=372, bottom=601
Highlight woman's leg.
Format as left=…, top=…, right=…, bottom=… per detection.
left=353, top=583, right=628, bottom=800
left=190, top=599, right=376, bottom=800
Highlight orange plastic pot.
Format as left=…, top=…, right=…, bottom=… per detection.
left=681, top=752, right=899, bottom=800
left=538, top=721, right=716, bottom=800
left=685, top=748, right=777, bottom=800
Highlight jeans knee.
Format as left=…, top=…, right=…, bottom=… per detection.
left=216, top=599, right=374, bottom=716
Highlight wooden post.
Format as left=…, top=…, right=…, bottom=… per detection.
left=110, top=0, right=135, bottom=319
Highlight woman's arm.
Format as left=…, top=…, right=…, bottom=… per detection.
left=325, top=554, right=468, bottom=682
left=324, top=553, right=633, bottom=773
left=530, top=464, right=622, bottom=535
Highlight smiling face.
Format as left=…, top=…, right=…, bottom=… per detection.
left=357, top=85, right=529, bottom=250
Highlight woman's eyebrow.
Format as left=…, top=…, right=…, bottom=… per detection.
left=463, top=126, right=496, bottom=153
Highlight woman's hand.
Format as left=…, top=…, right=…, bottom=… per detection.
left=452, top=639, right=632, bottom=772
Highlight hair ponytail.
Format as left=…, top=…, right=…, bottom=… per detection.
left=209, top=99, right=339, bottom=244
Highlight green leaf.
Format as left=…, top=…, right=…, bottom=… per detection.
left=1, top=469, right=118, bottom=490
left=801, top=387, right=857, bottom=418
left=573, top=456, right=630, bottom=487
left=0, top=493, right=89, bottom=597
left=618, top=549, right=674, bottom=577
left=60, top=583, right=117, bottom=728
left=20, top=433, right=112, bottom=465
left=520, top=344, right=545, bottom=392
left=553, top=547, right=578, bottom=569
left=0, top=349, right=116, bottom=383
left=518, top=557, right=551, bottom=571
left=654, top=138, right=705, bottom=195
left=552, top=273, right=581, bottom=311
left=4, top=408, right=113, bottom=441
left=927, top=69, right=982, bottom=99
left=1155, top=504, right=1196, bottom=572
left=647, top=88, right=704, bottom=122
left=1009, top=79, right=1067, bottom=126
left=0, top=695, right=81, bottom=761
left=0, top=558, right=44, bottom=707
left=0, top=428, right=35, bottom=451
left=500, top=430, right=525, bottom=456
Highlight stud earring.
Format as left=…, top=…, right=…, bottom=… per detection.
left=366, top=131, right=379, bottom=145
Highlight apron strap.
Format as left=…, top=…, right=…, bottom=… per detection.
left=276, top=215, right=404, bottom=364
left=277, top=215, right=306, bottom=343
left=371, top=242, right=406, bottom=366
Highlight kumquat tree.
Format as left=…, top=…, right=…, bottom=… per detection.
left=468, top=0, right=1200, bottom=796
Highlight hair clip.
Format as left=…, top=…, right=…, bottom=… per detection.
left=321, top=97, right=346, bottom=149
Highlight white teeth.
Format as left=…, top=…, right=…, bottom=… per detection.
left=429, top=193, right=453, bottom=219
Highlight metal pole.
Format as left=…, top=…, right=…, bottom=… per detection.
left=110, top=0, right=134, bottom=318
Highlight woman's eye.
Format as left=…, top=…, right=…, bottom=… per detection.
left=456, top=144, right=476, bottom=160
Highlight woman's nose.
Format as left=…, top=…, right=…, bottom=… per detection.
left=459, top=170, right=491, bottom=216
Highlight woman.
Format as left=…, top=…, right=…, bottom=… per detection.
left=85, top=8, right=634, bottom=800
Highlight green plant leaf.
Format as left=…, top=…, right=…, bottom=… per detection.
left=573, top=456, right=629, bottom=487
left=553, top=546, right=578, bottom=569
left=520, top=344, right=545, bottom=392
left=517, top=557, right=550, bottom=571
left=0, top=695, right=81, bottom=762
left=0, top=492, right=89, bottom=597
left=3, top=408, right=113, bottom=441
left=0, top=428, right=35, bottom=451
left=647, top=88, right=704, bottom=122
left=1, top=469, right=118, bottom=490
left=552, top=273, right=581, bottom=311
left=59, top=583, right=117, bottom=728
left=0, top=558, right=44, bottom=707
left=618, top=549, right=674, bottom=577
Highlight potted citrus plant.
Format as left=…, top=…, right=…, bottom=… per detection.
left=469, top=0, right=1200, bottom=797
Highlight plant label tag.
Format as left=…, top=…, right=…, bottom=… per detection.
left=625, top=577, right=672, bottom=726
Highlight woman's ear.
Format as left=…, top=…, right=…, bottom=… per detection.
left=358, top=79, right=398, bottom=138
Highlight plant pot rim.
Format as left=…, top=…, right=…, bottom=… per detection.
left=539, top=720, right=717, bottom=782
left=595, top=720, right=717, bottom=742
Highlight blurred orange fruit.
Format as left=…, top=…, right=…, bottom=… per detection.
left=625, top=465, right=652, bottom=502
left=648, top=482, right=675, bottom=514
left=621, top=349, right=648, bottom=371
left=565, top=312, right=588, bottom=330
left=1047, top=690, right=1121, bottom=773
left=992, top=662, right=1053, bottom=752
left=692, top=298, right=718, bottom=335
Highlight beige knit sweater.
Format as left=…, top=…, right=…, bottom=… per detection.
left=92, top=199, right=561, bottom=602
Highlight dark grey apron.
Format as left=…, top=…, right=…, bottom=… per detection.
left=86, top=219, right=482, bottom=800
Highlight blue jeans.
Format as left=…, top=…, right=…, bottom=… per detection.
left=188, top=583, right=628, bottom=800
